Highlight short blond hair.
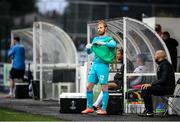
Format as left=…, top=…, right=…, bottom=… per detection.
left=97, top=20, right=107, bottom=28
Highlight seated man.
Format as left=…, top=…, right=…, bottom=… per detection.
left=128, top=54, right=147, bottom=89
left=138, top=50, right=175, bottom=117
left=126, top=54, right=147, bottom=102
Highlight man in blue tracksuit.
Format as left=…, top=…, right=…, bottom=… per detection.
left=7, top=36, right=25, bottom=97
left=81, top=20, right=117, bottom=115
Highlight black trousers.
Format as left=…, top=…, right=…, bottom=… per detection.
left=141, top=85, right=174, bottom=113
left=10, top=68, right=25, bottom=80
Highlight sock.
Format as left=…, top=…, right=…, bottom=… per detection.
left=93, top=91, right=103, bottom=107
left=102, top=91, right=109, bottom=111
left=13, top=88, right=16, bottom=96
left=87, top=91, right=93, bottom=109
left=9, top=88, right=14, bottom=95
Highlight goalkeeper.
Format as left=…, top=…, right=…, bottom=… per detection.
left=81, top=20, right=117, bottom=115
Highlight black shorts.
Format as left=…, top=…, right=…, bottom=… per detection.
left=10, top=68, right=25, bottom=80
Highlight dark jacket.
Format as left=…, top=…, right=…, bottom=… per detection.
left=164, top=38, right=178, bottom=58
left=164, top=38, right=178, bottom=71
left=151, top=59, right=175, bottom=92
left=114, top=59, right=134, bottom=87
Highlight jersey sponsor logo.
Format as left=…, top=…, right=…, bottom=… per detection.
left=100, top=75, right=104, bottom=81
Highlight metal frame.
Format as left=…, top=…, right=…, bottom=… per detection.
left=11, top=21, right=79, bottom=100
left=123, top=17, right=128, bottom=112
left=87, top=17, right=172, bottom=113
left=33, top=22, right=79, bottom=100
left=126, top=17, right=171, bottom=63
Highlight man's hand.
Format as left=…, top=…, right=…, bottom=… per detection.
left=11, top=40, right=15, bottom=47
left=141, top=84, right=151, bottom=90
left=86, top=43, right=92, bottom=49
left=8, top=58, right=12, bottom=63
left=93, top=41, right=106, bottom=45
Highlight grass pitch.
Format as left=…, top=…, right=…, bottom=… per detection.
left=0, top=107, right=62, bottom=121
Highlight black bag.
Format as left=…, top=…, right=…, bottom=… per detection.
left=114, top=73, right=123, bottom=81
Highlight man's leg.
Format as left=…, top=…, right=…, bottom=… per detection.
left=86, top=83, right=95, bottom=109
left=141, top=89, right=153, bottom=113
left=82, top=65, right=97, bottom=114
left=96, top=63, right=109, bottom=115
left=81, top=83, right=95, bottom=114
left=138, top=85, right=170, bottom=117
left=138, top=88, right=154, bottom=117
left=9, top=79, right=15, bottom=96
left=108, top=82, right=119, bottom=90
left=7, top=68, right=15, bottom=97
left=101, top=84, right=109, bottom=111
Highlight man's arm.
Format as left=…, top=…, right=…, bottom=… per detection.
left=93, top=38, right=117, bottom=48
left=106, top=40, right=117, bottom=48
left=8, top=46, right=15, bottom=58
left=172, top=38, right=179, bottom=47
left=151, top=64, right=170, bottom=86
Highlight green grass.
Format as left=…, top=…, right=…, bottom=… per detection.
left=0, top=107, right=62, bottom=121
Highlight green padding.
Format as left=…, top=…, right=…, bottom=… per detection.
left=92, top=45, right=116, bottom=63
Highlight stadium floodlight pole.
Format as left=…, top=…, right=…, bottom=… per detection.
left=123, top=17, right=128, bottom=113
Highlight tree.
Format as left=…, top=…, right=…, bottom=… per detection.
left=5, top=0, right=37, bottom=16
left=0, top=0, right=36, bottom=62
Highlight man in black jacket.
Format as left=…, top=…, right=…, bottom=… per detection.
left=138, top=50, right=175, bottom=117
left=162, top=31, right=178, bottom=71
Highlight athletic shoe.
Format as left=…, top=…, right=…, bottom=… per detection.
left=96, top=109, right=107, bottom=115
left=142, top=109, right=148, bottom=114
left=138, top=111, right=154, bottom=117
left=81, top=108, right=94, bottom=114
